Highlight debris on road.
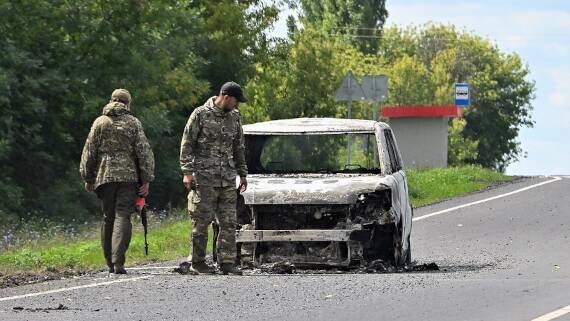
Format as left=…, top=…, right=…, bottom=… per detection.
left=259, top=261, right=296, bottom=274
left=173, top=262, right=198, bottom=275
left=12, top=303, right=71, bottom=312
left=1, top=271, right=79, bottom=288
left=241, top=260, right=439, bottom=275
left=406, top=262, right=440, bottom=272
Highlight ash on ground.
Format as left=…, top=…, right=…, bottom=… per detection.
left=173, top=255, right=439, bottom=275
left=243, top=260, right=439, bottom=275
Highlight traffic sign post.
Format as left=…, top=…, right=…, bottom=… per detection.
left=334, top=70, right=366, bottom=119
left=455, top=83, right=470, bottom=107
left=362, top=75, right=388, bottom=120
left=334, top=71, right=367, bottom=164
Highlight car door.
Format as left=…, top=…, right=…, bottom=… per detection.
left=382, top=128, right=413, bottom=254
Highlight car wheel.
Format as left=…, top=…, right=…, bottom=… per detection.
left=392, top=222, right=404, bottom=268
left=404, top=214, right=412, bottom=266
left=405, top=234, right=411, bottom=266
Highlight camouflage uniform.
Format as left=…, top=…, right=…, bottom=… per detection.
left=180, top=96, right=247, bottom=265
left=80, top=90, right=154, bottom=269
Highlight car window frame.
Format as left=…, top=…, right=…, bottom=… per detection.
left=383, top=129, right=403, bottom=173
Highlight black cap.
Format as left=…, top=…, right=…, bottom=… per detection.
left=220, top=81, right=247, bottom=103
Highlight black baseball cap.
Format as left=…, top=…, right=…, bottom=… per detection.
left=220, top=81, right=248, bottom=103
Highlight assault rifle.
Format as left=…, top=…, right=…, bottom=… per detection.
left=135, top=197, right=149, bottom=255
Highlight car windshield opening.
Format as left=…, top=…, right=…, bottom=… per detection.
left=246, top=133, right=380, bottom=174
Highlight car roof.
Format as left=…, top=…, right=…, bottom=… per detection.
left=243, top=117, right=388, bottom=135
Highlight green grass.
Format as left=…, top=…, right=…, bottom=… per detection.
left=0, top=214, right=214, bottom=278
left=0, top=165, right=510, bottom=280
left=407, top=165, right=512, bottom=207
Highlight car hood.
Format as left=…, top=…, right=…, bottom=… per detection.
left=241, top=174, right=395, bottom=205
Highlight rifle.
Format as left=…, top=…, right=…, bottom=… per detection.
left=135, top=196, right=149, bottom=255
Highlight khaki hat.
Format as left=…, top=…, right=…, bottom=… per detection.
left=110, top=89, right=132, bottom=104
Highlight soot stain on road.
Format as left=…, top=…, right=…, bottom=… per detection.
left=173, top=259, right=441, bottom=276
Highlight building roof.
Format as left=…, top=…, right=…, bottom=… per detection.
left=381, top=105, right=463, bottom=118
left=243, top=118, right=383, bottom=135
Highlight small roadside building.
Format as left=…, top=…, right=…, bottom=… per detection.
left=380, top=105, right=462, bottom=169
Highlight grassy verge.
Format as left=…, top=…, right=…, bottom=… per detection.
left=0, top=165, right=511, bottom=284
left=0, top=213, right=213, bottom=285
left=407, top=165, right=512, bottom=207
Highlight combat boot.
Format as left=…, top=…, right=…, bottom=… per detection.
left=220, top=263, right=243, bottom=275
left=114, top=264, right=127, bottom=274
left=190, top=261, right=216, bottom=274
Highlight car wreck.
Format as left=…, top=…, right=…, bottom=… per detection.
left=236, top=118, right=413, bottom=268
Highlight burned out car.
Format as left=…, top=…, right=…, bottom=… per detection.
left=236, top=118, right=412, bottom=268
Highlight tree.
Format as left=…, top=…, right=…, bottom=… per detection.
left=293, top=0, right=388, bottom=53
left=448, top=118, right=478, bottom=165
left=241, top=27, right=385, bottom=124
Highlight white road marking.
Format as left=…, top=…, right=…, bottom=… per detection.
left=531, top=304, right=570, bottom=321
left=413, top=176, right=563, bottom=222
left=0, top=276, right=153, bottom=302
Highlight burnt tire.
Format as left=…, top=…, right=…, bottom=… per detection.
left=392, top=223, right=404, bottom=268
left=404, top=234, right=411, bottom=266
left=364, top=222, right=407, bottom=268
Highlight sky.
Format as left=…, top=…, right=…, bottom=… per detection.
left=271, top=0, right=570, bottom=175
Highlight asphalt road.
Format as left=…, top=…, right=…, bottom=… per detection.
left=1, top=176, right=569, bottom=321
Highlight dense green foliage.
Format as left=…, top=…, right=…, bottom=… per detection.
left=295, top=0, right=388, bottom=53
left=0, top=1, right=533, bottom=229
left=241, top=26, right=385, bottom=122
left=0, top=0, right=278, bottom=226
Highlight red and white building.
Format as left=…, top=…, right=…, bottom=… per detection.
left=380, top=105, right=463, bottom=168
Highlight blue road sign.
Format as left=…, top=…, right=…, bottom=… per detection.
left=455, top=83, right=470, bottom=106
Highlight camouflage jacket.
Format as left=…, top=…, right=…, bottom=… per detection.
left=180, top=97, right=247, bottom=187
left=80, top=102, right=155, bottom=190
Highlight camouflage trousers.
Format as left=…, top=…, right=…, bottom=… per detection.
left=190, top=185, right=237, bottom=265
left=97, top=182, right=137, bottom=267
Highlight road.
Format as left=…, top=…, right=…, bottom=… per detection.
left=1, top=176, right=569, bottom=321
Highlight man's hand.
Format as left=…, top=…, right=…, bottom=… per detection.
left=183, top=175, right=195, bottom=190
left=138, top=182, right=150, bottom=197
left=85, top=182, right=94, bottom=193
left=239, top=176, right=248, bottom=193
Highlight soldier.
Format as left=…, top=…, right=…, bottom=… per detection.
left=180, top=81, right=248, bottom=275
left=80, top=89, right=155, bottom=274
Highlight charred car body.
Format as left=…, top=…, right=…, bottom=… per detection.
left=236, top=118, right=412, bottom=268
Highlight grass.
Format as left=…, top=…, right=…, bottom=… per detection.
left=0, top=165, right=511, bottom=282
left=0, top=213, right=214, bottom=280
left=406, top=165, right=512, bottom=207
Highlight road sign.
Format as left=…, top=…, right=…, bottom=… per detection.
left=455, top=83, right=470, bottom=106
left=334, top=71, right=366, bottom=102
left=362, top=75, right=388, bottom=102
